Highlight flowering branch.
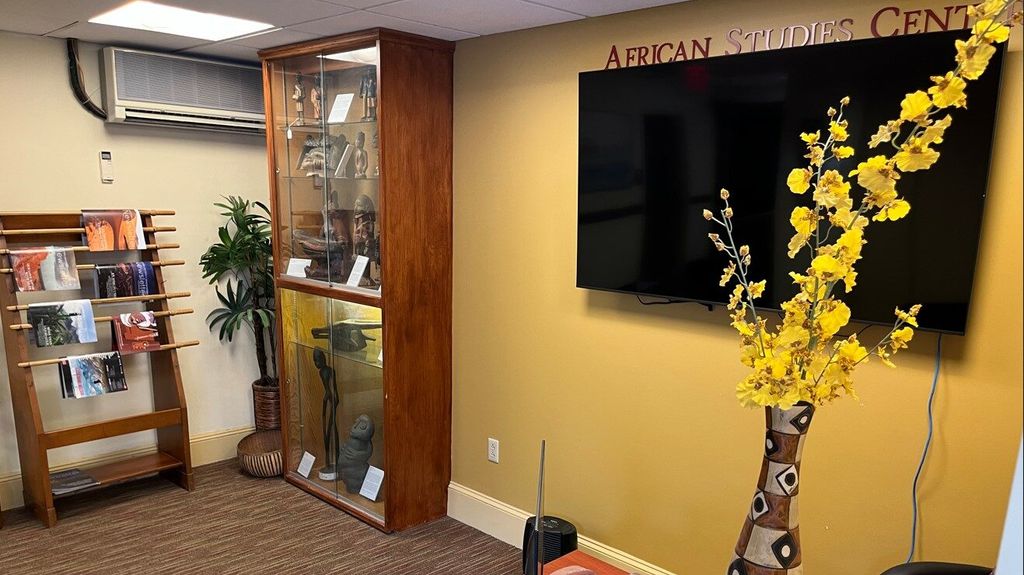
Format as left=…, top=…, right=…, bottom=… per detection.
left=705, top=0, right=1018, bottom=409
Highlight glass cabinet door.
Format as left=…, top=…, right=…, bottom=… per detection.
left=281, top=288, right=385, bottom=522
left=270, top=46, right=382, bottom=296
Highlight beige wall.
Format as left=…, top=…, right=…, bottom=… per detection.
left=0, top=32, right=267, bottom=504
left=452, top=1, right=1023, bottom=573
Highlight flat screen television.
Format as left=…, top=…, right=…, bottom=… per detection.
left=577, top=30, right=1004, bottom=334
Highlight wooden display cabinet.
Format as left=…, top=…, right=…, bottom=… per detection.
left=259, top=29, right=453, bottom=532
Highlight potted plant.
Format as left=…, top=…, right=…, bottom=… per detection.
left=200, top=196, right=278, bottom=430
left=704, top=3, right=1017, bottom=573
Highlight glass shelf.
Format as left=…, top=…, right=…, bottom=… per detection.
left=281, top=288, right=385, bottom=522
left=271, top=49, right=381, bottom=295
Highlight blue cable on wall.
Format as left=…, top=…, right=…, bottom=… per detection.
left=906, top=332, right=943, bottom=564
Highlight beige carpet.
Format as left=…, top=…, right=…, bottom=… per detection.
left=0, top=460, right=521, bottom=575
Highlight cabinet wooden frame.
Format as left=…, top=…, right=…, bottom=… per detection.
left=260, top=28, right=453, bottom=532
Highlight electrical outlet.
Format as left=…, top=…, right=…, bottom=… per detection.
left=487, top=437, right=500, bottom=463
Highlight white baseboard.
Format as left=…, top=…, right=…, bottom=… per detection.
left=0, top=426, right=254, bottom=511
left=447, top=482, right=677, bottom=575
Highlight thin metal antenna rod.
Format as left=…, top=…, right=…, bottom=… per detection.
left=535, top=440, right=546, bottom=575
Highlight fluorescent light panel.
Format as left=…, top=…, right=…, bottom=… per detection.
left=89, top=1, right=274, bottom=42
left=322, top=48, right=379, bottom=65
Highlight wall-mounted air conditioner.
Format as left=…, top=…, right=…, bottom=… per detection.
left=102, top=47, right=265, bottom=135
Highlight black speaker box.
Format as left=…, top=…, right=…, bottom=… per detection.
left=522, top=516, right=578, bottom=575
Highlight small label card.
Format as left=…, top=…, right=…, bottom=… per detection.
left=346, top=255, right=369, bottom=287
left=285, top=258, right=312, bottom=278
left=297, top=451, right=316, bottom=478
left=359, top=465, right=384, bottom=501
left=327, top=93, right=354, bottom=124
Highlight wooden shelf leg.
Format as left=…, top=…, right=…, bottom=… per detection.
left=160, top=466, right=194, bottom=491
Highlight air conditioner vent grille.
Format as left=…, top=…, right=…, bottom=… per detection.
left=114, top=50, right=263, bottom=115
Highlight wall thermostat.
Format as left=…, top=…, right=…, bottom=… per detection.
left=99, top=151, right=114, bottom=183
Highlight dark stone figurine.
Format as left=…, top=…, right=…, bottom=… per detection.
left=312, top=320, right=381, bottom=352
left=339, top=415, right=375, bottom=493
left=313, top=348, right=341, bottom=481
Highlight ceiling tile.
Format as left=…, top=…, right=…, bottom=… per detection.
left=49, top=21, right=202, bottom=50
left=290, top=10, right=477, bottom=41
left=232, top=28, right=320, bottom=49
left=369, top=0, right=582, bottom=35
left=180, top=42, right=261, bottom=63
left=525, top=0, right=689, bottom=18
left=170, top=0, right=355, bottom=27
left=0, top=0, right=123, bottom=35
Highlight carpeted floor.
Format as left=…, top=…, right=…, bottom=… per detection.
left=0, top=460, right=521, bottom=575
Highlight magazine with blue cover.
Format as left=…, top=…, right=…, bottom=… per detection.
left=27, top=299, right=98, bottom=347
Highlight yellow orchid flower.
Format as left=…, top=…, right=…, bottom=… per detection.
left=873, top=199, right=911, bottom=222
left=920, top=115, right=953, bottom=145
left=894, top=139, right=940, bottom=171
left=800, top=131, right=821, bottom=145
left=973, top=19, right=1011, bottom=42
left=928, top=72, right=967, bottom=108
left=787, top=167, right=812, bottom=194
left=899, top=90, right=932, bottom=122
left=834, top=145, right=855, bottom=159
left=829, top=120, right=849, bottom=142
left=956, top=39, right=996, bottom=80
left=851, top=155, right=899, bottom=196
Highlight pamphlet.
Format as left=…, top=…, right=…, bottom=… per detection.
left=346, top=255, right=369, bottom=287
left=82, top=209, right=146, bottom=251
left=297, top=451, right=316, bottom=478
left=50, top=469, right=100, bottom=495
left=327, top=93, right=354, bottom=124
left=285, top=258, right=312, bottom=278
left=112, top=311, right=161, bottom=354
left=359, top=465, right=384, bottom=501
left=60, top=351, right=128, bottom=399
left=9, top=247, right=81, bottom=292
left=95, top=262, right=157, bottom=298
left=28, top=299, right=98, bottom=347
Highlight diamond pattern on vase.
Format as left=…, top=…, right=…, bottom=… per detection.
left=788, top=405, right=813, bottom=433
left=765, top=430, right=805, bottom=464
left=771, top=531, right=800, bottom=568
left=753, top=491, right=797, bottom=530
left=750, top=491, right=770, bottom=521
left=769, top=404, right=814, bottom=435
left=743, top=525, right=794, bottom=569
left=774, top=464, right=799, bottom=496
left=759, top=460, right=801, bottom=496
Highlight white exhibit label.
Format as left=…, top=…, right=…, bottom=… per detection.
left=327, top=93, right=354, bottom=124
left=359, top=465, right=384, bottom=501
left=285, top=258, right=311, bottom=278
left=297, top=451, right=316, bottom=478
left=346, top=255, right=369, bottom=287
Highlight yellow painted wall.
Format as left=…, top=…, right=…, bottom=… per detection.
left=0, top=32, right=267, bottom=506
left=452, top=1, right=1023, bottom=573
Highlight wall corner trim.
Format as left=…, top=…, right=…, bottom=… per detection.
left=447, top=482, right=677, bottom=575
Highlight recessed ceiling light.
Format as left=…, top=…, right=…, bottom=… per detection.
left=89, top=1, right=274, bottom=42
left=322, top=48, right=379, bottom=65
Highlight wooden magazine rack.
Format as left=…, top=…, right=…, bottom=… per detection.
left=0, top=210, right=195, bottom=527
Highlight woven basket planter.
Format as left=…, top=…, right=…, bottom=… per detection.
left=237, top=430, right=283, bottom=478
left=252, top=381, right=281, bottom=431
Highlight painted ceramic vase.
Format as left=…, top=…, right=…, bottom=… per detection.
left=729, top=402, right=814, bottom=575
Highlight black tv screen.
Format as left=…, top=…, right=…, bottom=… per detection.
left=577, top=30, right=1004, bottom=334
